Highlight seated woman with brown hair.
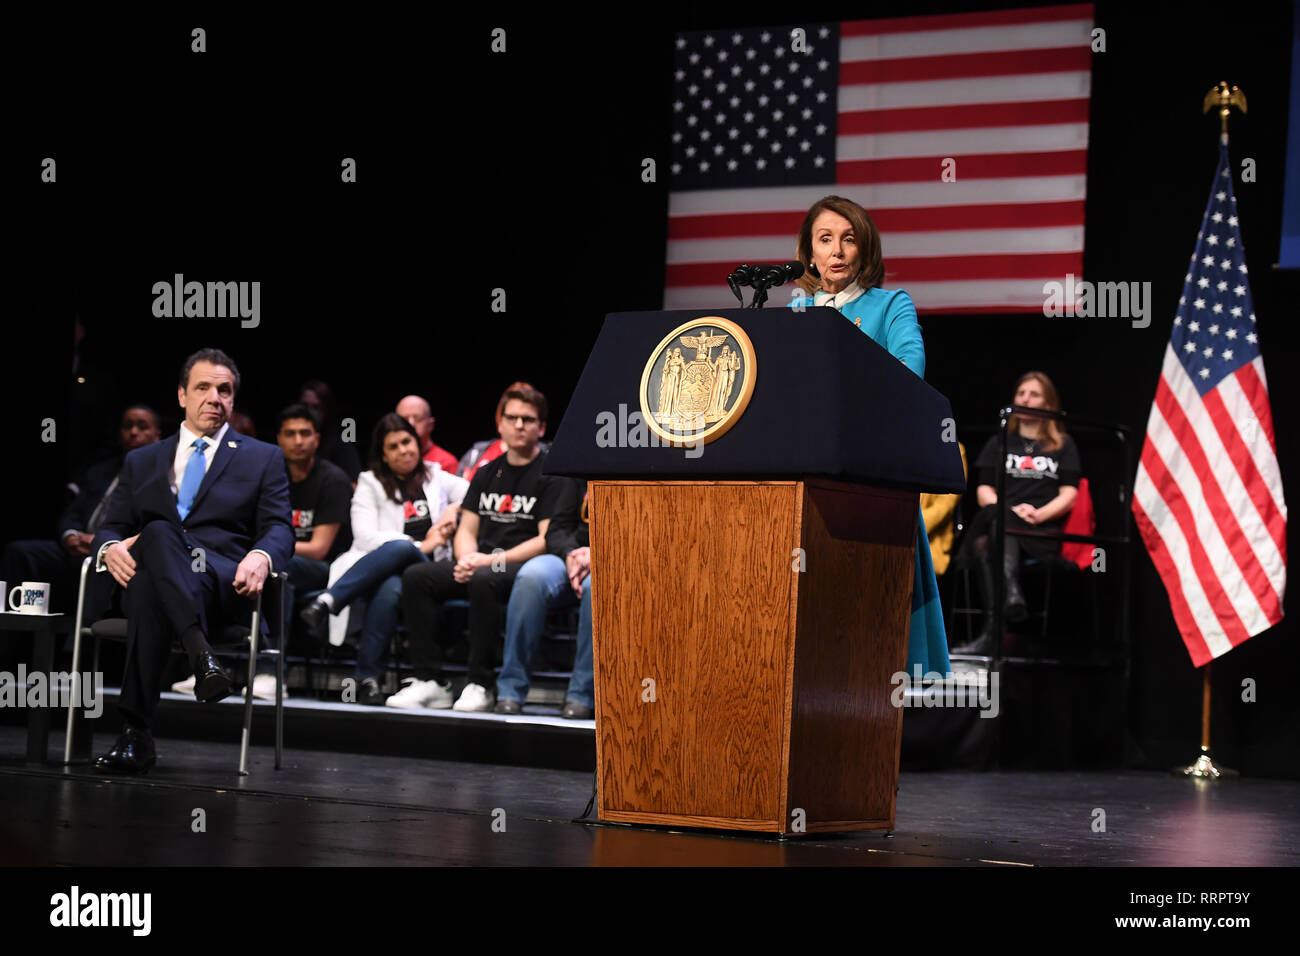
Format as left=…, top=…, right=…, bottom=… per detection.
left=299, top=414, right=468, bottom=704
left=950, top=371, right=1080, bottom=656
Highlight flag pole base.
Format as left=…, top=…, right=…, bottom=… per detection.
left=1174, top=747, right=1238, bottom=780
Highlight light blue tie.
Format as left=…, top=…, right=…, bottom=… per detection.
left=176, top=438, right=208, bottom=520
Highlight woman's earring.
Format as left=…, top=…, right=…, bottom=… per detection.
left=807, top=262, right=820, bottom=279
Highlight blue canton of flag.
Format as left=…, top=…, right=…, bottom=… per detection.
left=671, top=23, right=839, bottom=190
left=1171, top=137, right=1259, bottom=396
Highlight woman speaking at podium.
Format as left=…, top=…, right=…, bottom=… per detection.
left=788, top=195, right=949, bottom=675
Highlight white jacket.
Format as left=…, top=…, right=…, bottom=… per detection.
left=326, top=465, right=469, bottom=646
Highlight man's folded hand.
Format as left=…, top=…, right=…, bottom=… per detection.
left=234, top=551, right=271, bottom=597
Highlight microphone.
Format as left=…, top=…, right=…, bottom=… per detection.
left=726, top=261, right=805, bottom=308
left=751, top=261, right=805, bottom=286
left=726, top=264, right=755, bottom=305
left=728, top=262, right=804, bottom=287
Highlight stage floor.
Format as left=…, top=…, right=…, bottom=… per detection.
left=1, top=727, right=1296, bottom=866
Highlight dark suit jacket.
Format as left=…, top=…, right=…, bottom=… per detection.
left=92, top=430, right=294, bottom=618
left=58, top=453, right=124, bottom=537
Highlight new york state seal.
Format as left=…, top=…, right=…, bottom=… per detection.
left=639, top=316, right=755, bottom=447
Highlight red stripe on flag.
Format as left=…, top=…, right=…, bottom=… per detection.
left=665, top=252, right=1078, bottom=287
left=1200, top=386, right=1288, bottom=562
left=886, top=252, right=1079, bottom=282
left=1154, top=379, right=1282, bottom=621
left=1139, top=440, right=1254, bottom=648
left=1235, top=362, right=1279, bottom=458
left=836, top=149, right=1087, bottom=183
left=666, top=201, right=1087, bottom=240
left=667, top=211, right=807, bottom=241
left=873, top=200, right=1086, bottom=231
left=839, top=98, right=1091, bottom=134
left=1132, top=496, right=1213, bottom=667
left=842, top=4, right=1095, bottom=35
left=840, top=46, right=1092, bottom=85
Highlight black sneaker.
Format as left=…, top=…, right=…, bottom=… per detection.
left=358, top=677, right=385, bottom=706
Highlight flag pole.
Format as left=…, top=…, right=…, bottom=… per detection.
left=1175, top=83, right=1248, bottom=782
left=1178, top=663, right=1237, bottom=778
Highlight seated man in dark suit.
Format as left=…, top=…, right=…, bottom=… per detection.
left=91, top=348, right=294, bottom=773
left=1, top=404, right=161, bottom=615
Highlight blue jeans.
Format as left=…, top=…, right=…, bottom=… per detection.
left=496, top=554, right=594, bottom=708
left=326, top=539, right=428, bottom=682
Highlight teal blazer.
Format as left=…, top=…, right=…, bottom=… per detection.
left=789, top=286, right=950, bottom=675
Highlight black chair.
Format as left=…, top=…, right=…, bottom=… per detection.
left=949, top=412, right=1135, bottom=664
left=65, top=556, right=288, bottom=773
left=947, top=512, right=1101, bottom=656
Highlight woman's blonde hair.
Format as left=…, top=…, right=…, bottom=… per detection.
left=1009, top=370, right=1067, bottom=452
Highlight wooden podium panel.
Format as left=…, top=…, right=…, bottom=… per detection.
left=590, top=479, right=916, bottom=834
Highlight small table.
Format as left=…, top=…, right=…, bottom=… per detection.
left=0, top=611, right=77, bottom=762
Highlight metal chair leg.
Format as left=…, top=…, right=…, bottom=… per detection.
left=239, top=595, right=262, bottom=776
left=275, top=575, right=284, bottom=769
left=1040, top=561, right=1053, bottom=641
left=64, top=557, right=93, bottom=764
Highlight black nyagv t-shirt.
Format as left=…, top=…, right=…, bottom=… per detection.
left=402, top=491, right=432, bottom=542
left=974, top=433, right=1081, bottom=526
left=289, top=458, right=353, bottom=560
left=463, top=451, right=560, bottom=554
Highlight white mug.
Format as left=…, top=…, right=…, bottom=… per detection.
left=9, top=581, right=51, bottom=615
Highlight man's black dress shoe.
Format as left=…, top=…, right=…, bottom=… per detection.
left=299, top=599, right=329, bottom=642
left=193, top=651, right=232, bottom=703
left=93, top=727, right=156, bottom=774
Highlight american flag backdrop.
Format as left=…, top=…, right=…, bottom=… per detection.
left=1132, top=136, right=1287, bottom=667
left=665, top=4, right=1094, bottom=312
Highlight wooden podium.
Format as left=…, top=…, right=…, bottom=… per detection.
left=544, top=308, right=964, bottom=836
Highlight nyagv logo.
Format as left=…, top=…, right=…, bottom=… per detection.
left=480, top=493, right=537, bottom=515
left=1004, top=454, right=1060, bottom=478
left=403, top=500, right=429, bottom=521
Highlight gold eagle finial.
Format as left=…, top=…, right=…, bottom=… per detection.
left=1203, top=81, right=1247, bottom=134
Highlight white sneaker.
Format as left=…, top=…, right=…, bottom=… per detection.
left=171, top=674, right=196, bottom=695
left=385, top=677, right=453, bottom=710
left=453, top=682, right=494, bottom=712
left=252, top=674, right=288, bottom=701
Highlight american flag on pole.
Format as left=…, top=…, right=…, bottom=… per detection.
left=665, top=4, right=1094, bottom=312
left=1132, top=135, right=1287, bottom=667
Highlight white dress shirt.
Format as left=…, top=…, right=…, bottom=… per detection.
left=171, top=421, right=230, bottom=495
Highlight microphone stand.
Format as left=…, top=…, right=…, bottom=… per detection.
left=747, top=278, right=773, bottom=308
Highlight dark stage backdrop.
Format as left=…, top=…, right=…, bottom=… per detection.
left=3, top=2, right=1296, bottom=776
